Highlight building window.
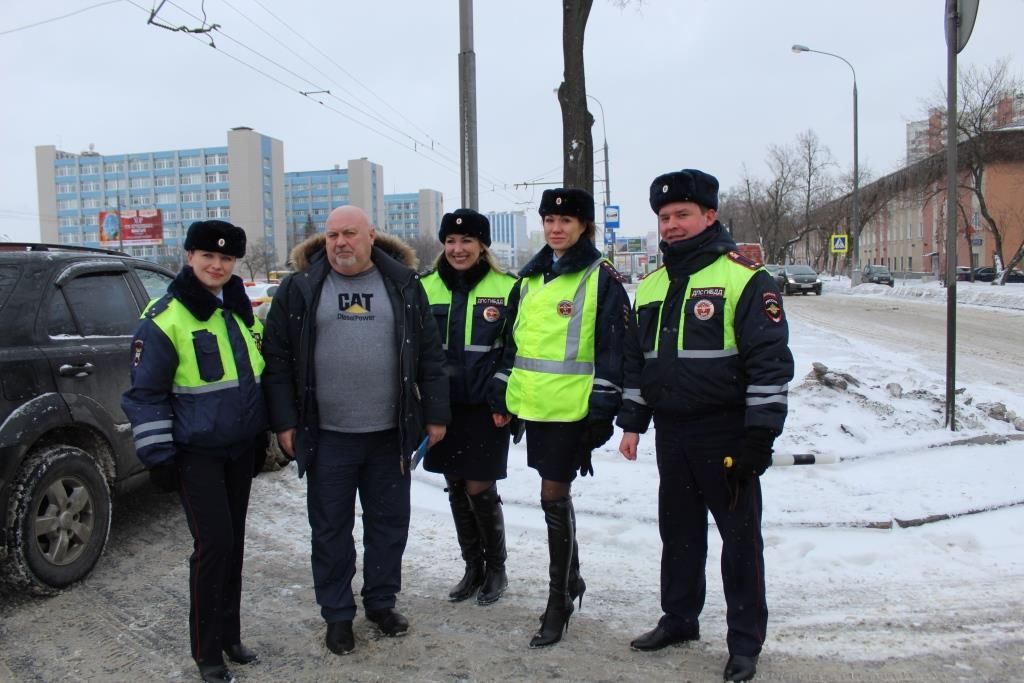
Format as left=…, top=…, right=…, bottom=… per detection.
left=183, top=208, right=204, bottom=220
left=104, top=162, right=124, bottom=173
left=128, top=159, right=151, bottom=172
left=57, top=199, right=79, bottom=210
left=58, top=217, right=78, bottom=227
left=180, top=191, right=202, bottom=203
left=180, top=173, right=202, bottom=185
left=131, top=195, right=150, bottom=207
left=179, top=156, right=203, bottom=168
left=163, top=210, right=179, bottom=221
left=105, top=179, right=126, bottom=190
left=263, top=156, right=271, bottom=171
left=205, top=171, right=229, bottom=184
left=205, top=153, right=228, bottom=165
left=153, top=176, right=175, bottom=187
left=55, top=165, right=76, bottom=177
left=82, top=198, right=102, bottom=209
left=56, top=183, right=76, bottom=193
left=81, top=181, right=101, bottom=192
left=154, top=158, right=176, bottom=170
left=129, top=177, right=151, bottom=189
left=79, top=164, right=100, bottom=175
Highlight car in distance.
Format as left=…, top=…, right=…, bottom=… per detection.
left=776, top=264, right=822, bottom=295
left=0, top=243, right=174, bottom=594
left=862, top=264, right=894, bottom=287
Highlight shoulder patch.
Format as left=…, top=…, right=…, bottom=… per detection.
left=727, top=251, right=761, bottom=271
left=600, top=260, right=629, bottom=284
left=144, top=293, right=174, bottom=319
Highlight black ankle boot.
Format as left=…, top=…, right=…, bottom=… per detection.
left=447, top=480, right=485, bottom=602
left=471, top=484, right=508, bottom=606
left=528, top=497, right=575, bottom=648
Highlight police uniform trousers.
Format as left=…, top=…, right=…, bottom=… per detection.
left=175, top=440, right=255, bottom=666
left=422, top=402, right=509, bottom=481
left=307, top=428, right=410, bottom=623
left=653, top=408, right=767, bottom=657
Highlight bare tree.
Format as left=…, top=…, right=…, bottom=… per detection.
left=933, top=58, right=1024, bottom=282
left=738, top=146, right=800, bottom=263
left=303, top=213, right=316, bottom=240
left=241, top=240, right=274, bottom=282
left=405, top=234, right=440, bottom=272
left=555, top=0, right=596, bottom=193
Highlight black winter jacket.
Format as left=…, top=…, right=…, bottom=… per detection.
left=261, top=233, right=450, bottom=476
left=488, top=238, right=633, bottom=424
left=615, top=222, right=794, bottom=434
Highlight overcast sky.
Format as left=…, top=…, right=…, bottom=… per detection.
left=2, top=0, right=1022, bottom=243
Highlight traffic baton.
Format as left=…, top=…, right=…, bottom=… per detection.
left=723, top=453, right=839, bottom=469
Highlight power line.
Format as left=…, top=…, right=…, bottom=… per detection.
left=0, top=0, right=123, bottom=37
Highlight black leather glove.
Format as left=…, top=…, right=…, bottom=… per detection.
left=582, top=420, right=614, bottom=451
left=509, top=417, right=526, bottom=445
left=578, top=449, right=594, bottom=477
left=149, top=462, right=179, bottom=493
left=727, top=427, right=776, bottom=479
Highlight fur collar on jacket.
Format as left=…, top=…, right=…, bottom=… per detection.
left=169, top=266, right=255, bottom=326
left=287, top=231, right=418, bottom=272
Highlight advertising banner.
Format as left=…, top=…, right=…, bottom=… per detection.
left=99, top=209, right=164, bottom=247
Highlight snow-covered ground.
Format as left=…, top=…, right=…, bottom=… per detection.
left=257, top=280, right=1024, bottom=675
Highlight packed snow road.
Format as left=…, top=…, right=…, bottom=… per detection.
left=782, top=289, right=1024, bottom=390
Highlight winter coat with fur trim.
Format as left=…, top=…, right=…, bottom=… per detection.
left=261, top=232, right=450, bottom=476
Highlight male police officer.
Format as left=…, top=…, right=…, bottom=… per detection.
left=617, top=170, right=793, bottom=682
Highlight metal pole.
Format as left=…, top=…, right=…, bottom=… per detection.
left=944, top=2, right=959, bottom=430
left=458, top=0, right=479, bottom=210
left=851, top=79, right=860, bottom=283
left=587, top=94, right=613, bottom=263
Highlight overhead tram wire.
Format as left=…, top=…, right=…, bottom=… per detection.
left=0, top=0, right=122, bottom=36
left=128, top=1, right=529, bottom=207
left=240, top=0, right=525, bottom=204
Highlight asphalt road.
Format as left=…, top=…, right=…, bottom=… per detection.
left=781, top=290, right=1024, bottom=390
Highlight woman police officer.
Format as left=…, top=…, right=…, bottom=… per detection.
left=122, top=220, right=268, bottom=683
left=420, top=209, right=518, bottom=606
left=489, top=189, right=633, bottom=648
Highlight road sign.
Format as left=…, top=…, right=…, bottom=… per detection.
left=971, top=237, right=983, bottom=246
left=830, top=234, right=849, bottom=254
left=604, top=205, right=620, bottom=229
left=603, top=229, right=615, bottom=245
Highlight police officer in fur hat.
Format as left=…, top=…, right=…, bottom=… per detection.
left=489, top=188, right=634, bottom=648
left=123, top=220, right=268, bottom=683
left=616, top=170, right=794, bottom=682
left=420, top=209, right=518, bottom=607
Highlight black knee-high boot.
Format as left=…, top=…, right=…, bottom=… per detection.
left=529, top=497, right=575, bottom=648
left=471, top=484, right=508, bottom=606
left=447, top=480, right=485, bottom=602
left=568, top=500, right=586, bottom=608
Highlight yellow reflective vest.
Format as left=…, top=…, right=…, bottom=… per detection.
left=505, top=257, right=604, bottom=421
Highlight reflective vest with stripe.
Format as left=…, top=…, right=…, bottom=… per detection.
left=634, top=257, right=757, bottom=360
left=506, top=258, right=603, bottom=422
left=421, top=268, right=517, bottom=404
left=145, top=297, right=267, bottom=450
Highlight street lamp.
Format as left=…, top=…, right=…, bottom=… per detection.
left=586, top=94, right=611, bottom=209
left=792, top=43, right=860, bottom=284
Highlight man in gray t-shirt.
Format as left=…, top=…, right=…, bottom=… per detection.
left=262, top=205, right=449, bottom=656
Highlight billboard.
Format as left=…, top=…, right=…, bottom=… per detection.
left=99, top=209, right=164, bottom=247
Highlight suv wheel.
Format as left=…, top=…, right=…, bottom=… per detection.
left=3, top=445, right=111, bottom=595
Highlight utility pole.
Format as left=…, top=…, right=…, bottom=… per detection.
left=458, top=0, right=479, bottom=210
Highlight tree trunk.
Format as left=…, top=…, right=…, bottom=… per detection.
left=557, top=0, right=595, bottom=193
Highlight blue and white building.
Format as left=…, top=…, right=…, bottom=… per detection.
left=35, top=127, right=286, bottom=265
left=283, top=158, right=386, bottom=248
left=384, top=190, right=444, bottom=243
left=485, top=210, right=529, bottom=269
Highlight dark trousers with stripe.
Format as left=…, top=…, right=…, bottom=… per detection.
left=307, top=428, right=409, bottom=624
left=653, top=410, right=767, bottom=657
left=176, top=442, right=254, bottom=666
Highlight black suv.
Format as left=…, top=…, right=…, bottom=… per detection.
left=862, top=264, right=894, bottom=287
left=0, top=244, right=174, bottom=594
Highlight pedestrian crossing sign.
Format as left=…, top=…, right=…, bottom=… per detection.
left=831, top=234, right=849, bottom=254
